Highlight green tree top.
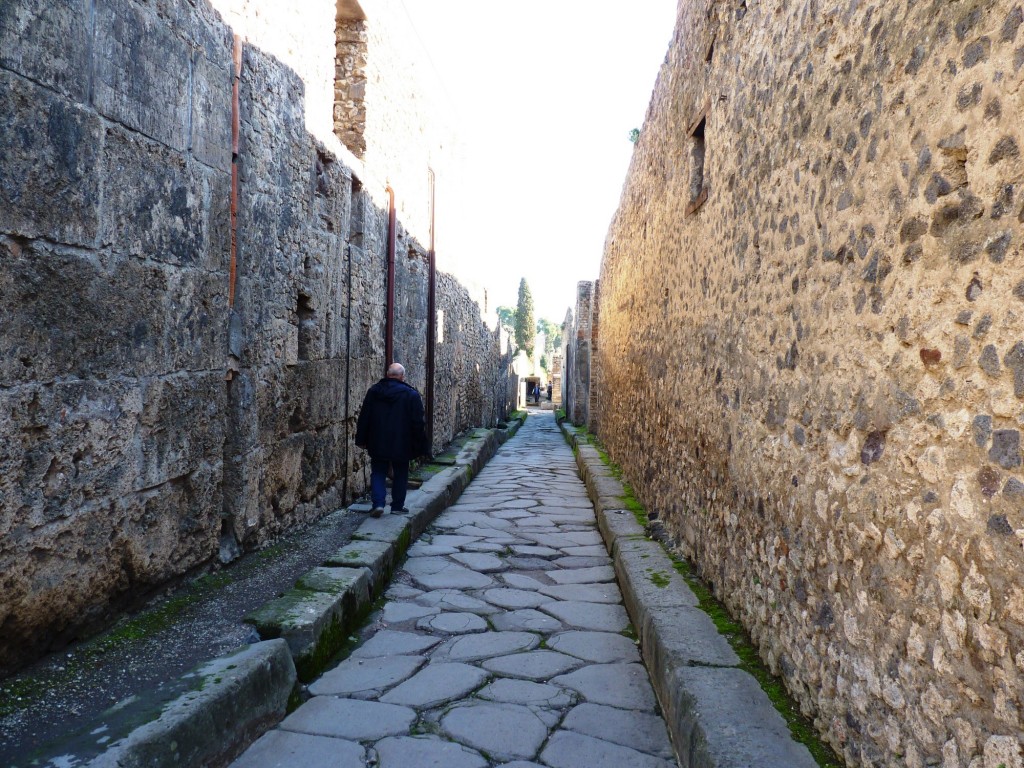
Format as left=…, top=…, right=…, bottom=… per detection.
left=536, top=317, right=562, bottom=355
left=496, top=305, right=516, bottom=336
left=515, top=278, right=536, bottom=358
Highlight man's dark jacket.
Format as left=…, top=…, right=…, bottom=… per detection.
left=355, top=378, right=428, bottom=461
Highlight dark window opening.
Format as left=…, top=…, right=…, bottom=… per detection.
left=687, top=115, right=708, bottom=214
left=705, top=37, right=715, bottom=64
left=297, top=292, right=315, bottom=360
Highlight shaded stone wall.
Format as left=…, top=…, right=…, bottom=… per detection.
left=569, top=282, right=594, bottom=427
left=0, top=0, right=511, bottom=672
left=561, top=308, right=576, bottom=418
left=595, top=0, right=1024, bottom=765
left=551, top=348, right=564, bottom=406
left=588, top=280, right=602, bottom=434
left=435, top=272, right=514, bottom=450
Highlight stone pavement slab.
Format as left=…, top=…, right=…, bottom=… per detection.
left=381, top=601, right=438, bottom=624
left=539, top=600, right=629, bottom=631
left=462, top=541, right=508, bottom=552
left=308, top=655, right=425, bottom=697
left=546, top=565, right=615, bottom=584
left=478, top=678, right=575, bottom=708
left=433, top=631, right=540, bottom=662
left=232, top=729, right=365, bottom=768
left=441, top=702, right=549, bottom=761
left=489, top=608, right=564, bottom=633
left=546, top=630, right=641, bottom=664
left=416, top=611, right=488, bottom=633
left=540, top=730, right=674, bottom=768
left=378, top=662, right=489, bottom=707
left=410, top=563, right=495, bottom=590
left=280, top=697, right=415, bottom=741
left=551, top=663, right=659, bottom=711
left=562, top=702, right=675, bottom=759
left=501, top=573, right=550, bottom=590
left=481, top=650, right=583, bottom=680
left=538, top=583, right=621, bottom=603
left=479, top=587, right=550, bottom=609
left=350, top=630, right=440, bottom=658
left=553, top=555, right=613, bottom=569
left=374, top=735, right=487, bottom=768
left=415, top=589, right=500, bottom=614
left=451, top=552, right=506, bottom=571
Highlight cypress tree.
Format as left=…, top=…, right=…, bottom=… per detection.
left=515, top=278, right=535, bottom=358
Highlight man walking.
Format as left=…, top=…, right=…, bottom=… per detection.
left=355, top=362, right=428, bottom=517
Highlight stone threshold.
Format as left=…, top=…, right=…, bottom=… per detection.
left=25, top=415, right=525, bottom=768
left=558, top=419, right=819, bottom=768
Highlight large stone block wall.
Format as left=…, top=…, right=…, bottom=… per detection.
left=596, top=0, right=1024, bottom=765
left=0, top=0, right=510, bottom=672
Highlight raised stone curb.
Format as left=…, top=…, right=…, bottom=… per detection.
left=245, top=417, right=525, bottom=684
left=325, top=539, right=396, bottom=591
left=28, top=640, right=298, bottom=768
left=558, top=421, right=817, bottom=768
left=245, top=567, right=373, bottom=682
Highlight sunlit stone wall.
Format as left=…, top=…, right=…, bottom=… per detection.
left=595, top=0, right=1024, bottom=765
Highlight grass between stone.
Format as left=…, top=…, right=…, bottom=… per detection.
left=568, top=425, right=843, bottom=768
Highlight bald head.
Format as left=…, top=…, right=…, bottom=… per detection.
left=387, top=363, right=406, bottom=380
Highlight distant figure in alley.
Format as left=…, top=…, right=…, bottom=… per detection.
left=355, top=362, right=428, bottom=517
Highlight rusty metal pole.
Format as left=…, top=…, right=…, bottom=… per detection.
left=228, top=34, right=242, bottom=311
left=384, top=185, right=396, bottom=374
left=425, top=169, right=436, bottom=450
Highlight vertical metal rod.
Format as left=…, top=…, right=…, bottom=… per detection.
left=228, top=34, right=242, bottom=310
left=384, top=185, right=396, bottom=374
left=425, top=169, right=436, bottom=450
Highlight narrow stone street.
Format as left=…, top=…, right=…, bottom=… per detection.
left=232, top=410, right=679, bottom=768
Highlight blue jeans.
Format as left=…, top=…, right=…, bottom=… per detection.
left=370, top=458, right=409, bottom=510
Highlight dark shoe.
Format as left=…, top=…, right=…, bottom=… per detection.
left=370, top=507, right=384, bottom=518
left=391, top=507, right=410, bottom=514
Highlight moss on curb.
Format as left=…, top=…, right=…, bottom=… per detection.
left=648, top=570, right=671, bottom=588
left=669, top=555, right=842, bottom=767
left=562, top=424, right=842, bottom=768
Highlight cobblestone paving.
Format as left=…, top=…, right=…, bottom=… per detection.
left=232, top=411, right=679, bottom=768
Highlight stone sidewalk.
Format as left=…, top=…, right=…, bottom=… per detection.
left=231, top=411, right=679, bottom=768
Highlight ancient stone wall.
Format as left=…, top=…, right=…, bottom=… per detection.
left=435, top=272, right=513, bottom=450
left=588, top=279, right=602, bottom=434
left=569, top=282, right=594, bottom=427
left=334, top=16, right=369, bottom=159
left=561, top=308, right=576, bottom=418
left=0, top=0, right=510, bottom=672
left=595, top=0, right=1024, bottom=765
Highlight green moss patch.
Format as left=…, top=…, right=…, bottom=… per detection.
left=648, top=570, right=671, bottom=588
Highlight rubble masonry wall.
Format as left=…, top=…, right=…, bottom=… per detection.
left=595, top=0, right=1024, bottom=765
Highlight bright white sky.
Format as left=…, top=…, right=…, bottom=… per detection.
left=400, top=1, right=678, bottom=323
